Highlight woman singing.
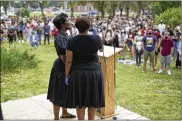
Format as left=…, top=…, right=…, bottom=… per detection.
left=64, top=17, right=105, bottom=120
left=47, top=13, right=76, bottom=120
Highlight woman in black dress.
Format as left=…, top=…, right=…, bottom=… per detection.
left=47, top=13, right=76, bottom=120
left=64, top=17, right=105, bottom=120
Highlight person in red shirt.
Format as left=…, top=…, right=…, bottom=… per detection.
left=141, top=26, right=145, bottom=36
left=52, top=26, right=58, bottom=41
left=158, top=31, right=174, bottom=75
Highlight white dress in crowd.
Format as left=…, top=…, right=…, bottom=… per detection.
left=24, top=25, right=32, bottom=44
left=158, top=23, right=166, bottom=35
left=118, top=33, right=127, bottom=47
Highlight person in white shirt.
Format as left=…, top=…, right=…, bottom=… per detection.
left=133, top=31, right=143, bottom=66
left=48, top=20, right=54, bottom=42
left=157, top=20, right=166, bottom=36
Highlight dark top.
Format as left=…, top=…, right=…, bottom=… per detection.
left=44, top=24, right=50, bottom=34
left=53, top=30, right=68, bottom=72
left=67, top=35, right=103, bottom=71
left=143, top=35, right=157, bottom=52
left=160, top=37, right=174, bottom=56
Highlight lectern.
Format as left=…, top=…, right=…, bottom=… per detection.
left=97, top=45, right=122, bottom=118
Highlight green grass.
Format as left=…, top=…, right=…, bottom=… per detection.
left=1, top=42, right=181, bottom=120
left=116, top=62, right=181, bottom=120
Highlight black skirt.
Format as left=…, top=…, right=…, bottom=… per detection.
left=63, top=64, right=105, bottom=108
left=47, top=58, right=66, bottom=107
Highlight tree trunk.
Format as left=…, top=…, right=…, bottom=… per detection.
left=101, top=10, right=104, bottom=19
left=112, top=8, right=115, bottom=17
left=101, top=2, right=105, bottom=19
left=39, top=2, right=45, bottom=17
left=71, top=7, right=74, bottom=18
left=137, top=2, right=140, bottom=16
left=120, top=8, right=123, bottom=16
left=3, top=2, right=8, bottom=15
left=126, top=5, right=129, bottom=20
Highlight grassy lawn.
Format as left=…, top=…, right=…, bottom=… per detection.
left=1, top=42, right=181, bottom=120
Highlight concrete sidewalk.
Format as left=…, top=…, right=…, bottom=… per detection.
left=1, top=94, right=150, bottom=120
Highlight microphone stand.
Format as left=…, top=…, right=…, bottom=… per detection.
left=112, top=35, right=117, bottom=120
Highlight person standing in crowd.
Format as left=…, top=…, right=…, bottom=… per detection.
left=47, top=13, right=76, bottom=120
left=103, top=25, right=114, bottom=46
left=29, top=28, right=39, bottom=48
left=36, top=21, right=43, bottom=45
left=152, top=25, right=161, bottom=68
left=43, top=21, right=50, bottom=45
left=142, top=29, right=157, bottom=72
left=172, top=28, right=181, bottom=59
left=7, top=23, right=16, bottom=44
left=175, top=29, right=181, bottom=68
left=158, top=31, right=174, bottom=75
left=52, top=25, right=58, bottom=41
left=0, top=21, right=4, bottom=45
left=17, top=20, right=24, bottom=43
left=24, top=22, right=32, bottom=44
left=49, top=19, right=54, bottom=42
left=157, top=20, right=166, bottom=36
left=133, top=31, right=143, bottom=66
left=64, top=17, right=105, bottom=120
left=117, top=29, right=127, bottom=60
left=176, top=39, right=181, bottom=68
left=126, top=29, right=134, bottom=60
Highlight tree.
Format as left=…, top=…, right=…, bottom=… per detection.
left=39, top=1, right=48, bottom=17
left=68, top=1, right=87, bottom=18
left=1, top=1, right=9, bottom=15
left=117, top=1, right=151, bottom=19
left=118, top=1, right=125, bottom=16
left=16, top=8, right=30, bottom=17
left=136, top=1, right=151, bottom=15
left=108, top=1, right=118, bottom=17
left=151, top=1, right=181, bottom=16
left=92, top=1, right=109, bottom=18
left=154, top=7, right=180, bottom=29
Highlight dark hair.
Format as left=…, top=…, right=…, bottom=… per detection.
left=53, top=12, right=68, bottom=30
left=75, top=17, right=90, bottom=33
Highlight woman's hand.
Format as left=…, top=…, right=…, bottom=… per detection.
left=65, top=76, right=70, bottom=85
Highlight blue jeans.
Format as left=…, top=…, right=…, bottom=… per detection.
left=31, top=42, right=39, bottom=47
left=172, top=41, right=179, bottom=58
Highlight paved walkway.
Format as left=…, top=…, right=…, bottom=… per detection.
left=2, top=94, right=150, bottom=120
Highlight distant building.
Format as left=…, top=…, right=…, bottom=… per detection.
left=73, top=3, right=97, bottom=13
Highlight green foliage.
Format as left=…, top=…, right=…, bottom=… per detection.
left=151, top=2, right=162, bottom=16
left=154, top=7, right=180, bottom=28
left=152, top=1, right=181, bottom=16
left=16, top=8, right=30, bottom=17
left=1, top=47, right=40, bottom=74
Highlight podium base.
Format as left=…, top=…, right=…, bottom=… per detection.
left=96, top=111, right=119, bottom=119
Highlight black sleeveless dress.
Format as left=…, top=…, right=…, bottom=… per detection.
left=63, top=35, right=105, bottom=108
left=47, top=30, right=68, bottom=107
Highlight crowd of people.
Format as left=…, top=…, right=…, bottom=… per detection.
left=0, top=12, right=181, bottom=120
left=0, top=14, right=181, bottom=73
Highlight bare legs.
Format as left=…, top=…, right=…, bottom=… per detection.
left=53, top=105, right=75, bottom=120
left=76, top=107, right=85, bottom=120
left=53, top=105, right=60, bottom=120
left=76, top=107, right=96, bottom=120
left=88, top=107, right=96, bottom=120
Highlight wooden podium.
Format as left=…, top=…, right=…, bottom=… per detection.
left=97, top=45, right=122, bottom=118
